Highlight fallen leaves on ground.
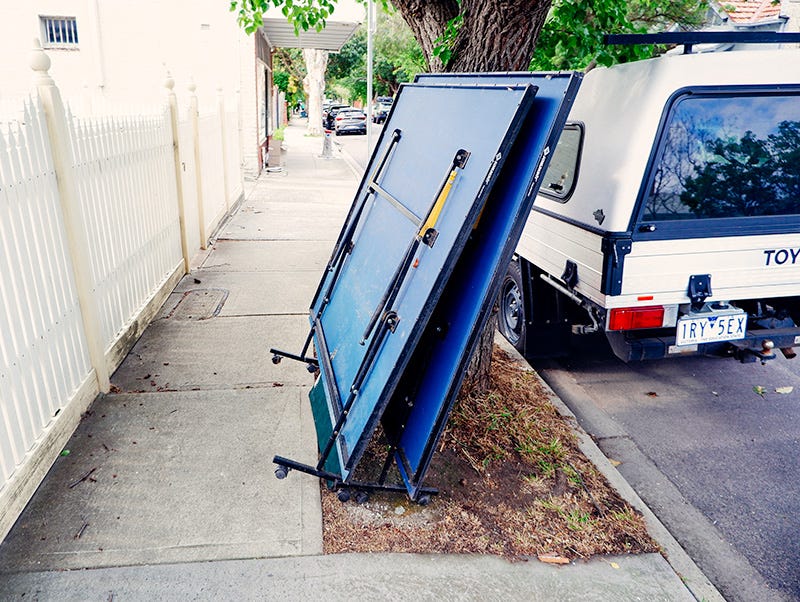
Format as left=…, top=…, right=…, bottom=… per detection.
left=321, top=346, right=658, bottom=561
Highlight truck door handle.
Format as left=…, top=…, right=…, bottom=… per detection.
left=638, top=223, right=656, bottom=232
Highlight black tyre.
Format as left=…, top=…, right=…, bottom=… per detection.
left=498, top=260, right=526, bottom=353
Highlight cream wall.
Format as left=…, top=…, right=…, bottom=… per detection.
left=0, top=0, right=247, bottom=111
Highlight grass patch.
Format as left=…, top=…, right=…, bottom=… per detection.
left=321, top=345, right=659, bottom=560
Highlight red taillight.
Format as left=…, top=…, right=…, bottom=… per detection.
left=336, top=115, right=344, bottom=121
left=608, top=306, right=665, bottom=331
left=359, top=115, right=366, bottom=120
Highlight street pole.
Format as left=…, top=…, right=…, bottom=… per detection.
left=366, top=0, right=374, bottom=156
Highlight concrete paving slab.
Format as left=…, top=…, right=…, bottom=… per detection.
left=0, top=388, right=321, bottom=573
left=257, top=151, right=357, bottom=184
left=0, top=552, right=692, bottom=601
left=234, top=187, right=354, bottom=209
left=170, top=272, right=318, bottom=316
left=200, top=240, right=334, bottom=273
left=221, top=201, right=350, bottom=242
left=111, top=315, right=316, bottom=392
left=244, top=170, right=358, bottom=193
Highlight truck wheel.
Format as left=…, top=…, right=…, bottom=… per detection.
left=498, top=260, right=526, bottom=353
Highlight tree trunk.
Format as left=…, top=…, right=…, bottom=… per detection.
left=392, top=0, right=552, bottom=395
left=460, top=313, right=498, bottom=395
left=392, top=0, right=552, bottom=73
left=449, top=0, right=552, bottom=72
left=302, top=49, right=328, bottom=136
left=391, top=0, right=460, bottom=72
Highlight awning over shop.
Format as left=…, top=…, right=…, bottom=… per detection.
left=259, top=1, right=363, bottom=51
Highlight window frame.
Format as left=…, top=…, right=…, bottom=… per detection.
left=538, top=121, right=584, bottom=203
left=631, top=84, right=800, bottom=241
left=40, top=16, right=80, bottom=49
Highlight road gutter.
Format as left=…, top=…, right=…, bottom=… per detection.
left=494, top=335, right=725, bottom=602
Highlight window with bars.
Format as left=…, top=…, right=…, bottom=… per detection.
left=40, top=16, right=79, bottom=48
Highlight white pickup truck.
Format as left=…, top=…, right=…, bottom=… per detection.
left=498, top=44, right=800, bottom=363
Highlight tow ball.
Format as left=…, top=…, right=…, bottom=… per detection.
left=732, top=339, right=777, bottom=364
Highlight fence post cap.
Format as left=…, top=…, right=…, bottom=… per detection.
left=164, top=70, right=175, bottom=91
left=30, top=38, right=52, bottom=76
left=187, top=78, right=196, bottom=94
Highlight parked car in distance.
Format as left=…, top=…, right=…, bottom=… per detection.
left=323, top=103, right=349, bottom=129
left=334, top=109, right=367, bottom=135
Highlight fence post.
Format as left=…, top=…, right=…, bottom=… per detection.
left=30, top=39, right=110, bottom=393
left=189, top=79, right=207, bottom=249
left=218, top=87, right=231, bottom=211
left=165, top=72, right=190, bottom=274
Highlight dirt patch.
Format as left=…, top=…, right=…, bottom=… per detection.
left=321, top=346, right=659, bottom=560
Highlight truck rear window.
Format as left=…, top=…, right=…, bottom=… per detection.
left=540, top=123, right=583, bottom=202
left=643, top=92, right=799, bottom=221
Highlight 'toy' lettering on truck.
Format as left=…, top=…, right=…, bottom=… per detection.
left=764, top=248, right=800, bottom=266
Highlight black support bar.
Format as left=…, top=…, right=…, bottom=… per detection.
left=605, top=32, right=800, bottom=54
left=272, top=455, right=438, bottom=499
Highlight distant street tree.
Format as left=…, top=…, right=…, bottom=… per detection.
left=327, top=6, right=425, bottom=104
left=273, top=48, right=307, bottom=118
left=303, top=48, right=328, bottom=135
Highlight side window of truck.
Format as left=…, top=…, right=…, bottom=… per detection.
left=643, top=90, right=800, bottom=222
left=540, top=123, right=584, bottom=202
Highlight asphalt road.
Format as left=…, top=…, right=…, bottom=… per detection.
left=333, top=121, right=382, bottom=171
left=533, top=334, right=800, bottom=602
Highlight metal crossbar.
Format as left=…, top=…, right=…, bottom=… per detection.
left=605, top=32, right=800, bottom=54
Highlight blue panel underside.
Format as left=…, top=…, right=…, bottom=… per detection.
left=394, top=73, right=582, bottom=497
left=309, top=82, right=539, bottom=479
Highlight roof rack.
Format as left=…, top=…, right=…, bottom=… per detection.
left=604, top=32, right=800, bottom=54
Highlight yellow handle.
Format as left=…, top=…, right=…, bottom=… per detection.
left=419, top=168, right=458, bottom=237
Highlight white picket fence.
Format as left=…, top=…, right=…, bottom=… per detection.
left=0, top=96, right=93, bottom=485
left=0, top=45, right=244, bottom=540
left=68, top=106, right=183, bottom=347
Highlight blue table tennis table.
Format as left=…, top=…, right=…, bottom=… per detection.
left=271, top=71, right=581, bottom=503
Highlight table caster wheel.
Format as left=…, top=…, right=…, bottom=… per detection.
left=354, top=491, right=369, bottom=505
left=271, top=354, right=282, bottom=365
left=337, top=489, right=351, bottom=503
left=274, top=466, right=289, bottom=479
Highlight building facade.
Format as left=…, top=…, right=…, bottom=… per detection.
left=0, top=0, right=285, bottom=179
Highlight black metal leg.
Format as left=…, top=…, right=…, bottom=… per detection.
left=273, top=455, right=438, bottom=501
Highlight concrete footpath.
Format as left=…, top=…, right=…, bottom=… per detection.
left=0, top=120, right=708, bottom=601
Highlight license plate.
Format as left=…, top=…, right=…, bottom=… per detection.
left=675, top=311, right=747, bottom=346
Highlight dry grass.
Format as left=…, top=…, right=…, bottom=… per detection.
left=321, top=346, right=658, bottom=560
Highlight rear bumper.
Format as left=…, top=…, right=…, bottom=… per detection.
left=606, top=326, right=800, bottom=362
left=336, top=125, right=366, bottom=133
